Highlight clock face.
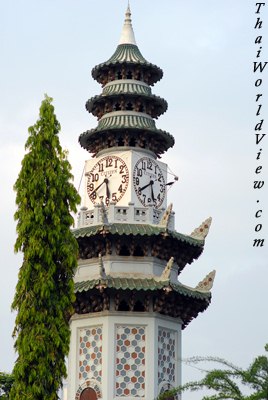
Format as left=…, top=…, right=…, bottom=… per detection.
left=86, top=155, right=129, bottom=206
left=133, top=157, right=166, bottom=208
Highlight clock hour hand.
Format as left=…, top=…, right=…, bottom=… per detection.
left=139, top=180, right=154, bottom=192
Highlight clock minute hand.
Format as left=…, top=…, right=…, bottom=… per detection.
left=151, top=184, right=155, bottom=202
left=104, top=178, right=110, bottom=199
left=89, top=179, right=106, bottom=197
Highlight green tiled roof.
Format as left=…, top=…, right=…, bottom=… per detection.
left=107, top=44, right=149, bottom=64
left=74, top=277, right=211, bottom=300
left=73, top=223, right=203, bottom=248
left=86, top=94, right=167, bottom=116
left=92, top=44, right=163, bottom=84
left=102, top=80, right=152, bottom=96
left=98, top=111, right=156, bottom=130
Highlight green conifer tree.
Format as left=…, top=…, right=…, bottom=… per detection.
left=10, top=95, right=80, bottom=400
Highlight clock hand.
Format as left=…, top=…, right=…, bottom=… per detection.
left=139, top=180, right=155, bottom=192
left=89, top=179, right=106, bottom=197
left=104, top=178, right=110, bottom=199
left=151, top=184, right=155, bottom=202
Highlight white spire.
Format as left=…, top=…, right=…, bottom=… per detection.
left=119, top=3, right=137, bottom=45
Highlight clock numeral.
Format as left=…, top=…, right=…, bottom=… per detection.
left=105, top=197, right=110, bottom=206
left=88, top=183, right=94, bottom=191
left=112, top=193, right=117, bottom=202
left=158, top=173, right=163, bottom=182
left=142, top=161, right=146, bottom=170
left=142, top=194, right=146, bottom=203
left=137, top=168, right=143, bottom=177
left=160, top=184, right=165, bottom=193
left=147, top=197, right=151, bottom=203
left=91, top=192, right=97, bottom=200
left=135, top=177, right=140, bottom=186
left=119, top=165, right=125, bottom=174
left=157, top=194, right=161, bottom=201
left=118, top=184, right=123, bottom=193
left=90, top=173, right=99, bottom=182
left=147, top=159, right=153, bottom=170
left=98, top=163, right=104, bottom=172
left=121, top=175, right=127, bottom=183
left=106, top=158, right=113, bottom=168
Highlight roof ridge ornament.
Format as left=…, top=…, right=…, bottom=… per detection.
left=190, top=217, right=212, bottom=240
left=98, top=253, right=107, bottom=280
left=119, top=3, right=137, bottom=45
left=195, top=270, right=216, bottom=292
left=159, top=203, right=173, bottom=228
left=99, top=200, right=109, bottom=224
left=158, top=257, right=174, bottom=281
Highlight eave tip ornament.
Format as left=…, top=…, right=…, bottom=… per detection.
left=159, top=203, right=173, bottom=228
left=190, top=217, right=212, bottom=240
left=195, top=270, right=216, bottom=292
left=159, top=257, right=174, bottom=281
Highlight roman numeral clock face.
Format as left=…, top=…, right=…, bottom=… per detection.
left=133, top=157, right=166, bottom=208
left=87, top=156, right=129, bottom=206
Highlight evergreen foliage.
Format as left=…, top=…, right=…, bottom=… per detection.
left=10, top=95, right=80, bottom=400
left=156, top=345, right=268, bottom=400
left=0, top=372, right=14, bottom=399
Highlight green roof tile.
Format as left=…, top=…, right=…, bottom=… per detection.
left=74, top=276, right=211, bottom=300
left=92, top=44, right=163, bottom=84
left=102, top=80, right=152, bottom=96
left=73, top=223, right=204, bottom=247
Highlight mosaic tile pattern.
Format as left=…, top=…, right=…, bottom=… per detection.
left=79, top=326, right=102, bottom=383
left=158, top=327, right=176, bottom=384
left=115, top=325, right=146, bottom=397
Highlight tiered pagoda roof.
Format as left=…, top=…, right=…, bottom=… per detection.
left=79, top=5, right=174, bottom=157
left=74, top=6, right=215, bottom=329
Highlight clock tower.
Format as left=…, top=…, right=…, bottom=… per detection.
left=68, top=6, right=215, bottom=400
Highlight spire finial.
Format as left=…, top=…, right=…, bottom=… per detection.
left=119, top=4, right=137, bottom=45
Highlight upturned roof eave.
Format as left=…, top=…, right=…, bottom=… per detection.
left=74, top=277, right=211, bottom=300
left=72, top=223, right=204, bottom=248
left=85, top=92, right=168, bottom=115
left=91, top=44, right=163, bottom=84
left=78, top=126, right=174, bottom=154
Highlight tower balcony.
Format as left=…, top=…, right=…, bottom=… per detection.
left=76, top=203, right=175, bottom=231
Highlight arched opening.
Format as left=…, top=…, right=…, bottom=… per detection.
left=127, top=70, right=133, bottom=79
left=118, top=137, right=124, bottom=146
left=129, top=137, right=136, bottom=147
left=133, top=300, right=145, bottom=312
left=80, top=387, right=97, bottom=400
left=126, top=102, right=133, bottom=111
left=118, top=299, right=130, bottom=311
left=119, top=244, right=130, bottom=256
left=133, top=245, right=144, bottom=256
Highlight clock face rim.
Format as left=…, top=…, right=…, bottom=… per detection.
left=133, top=156, right=166, bottom=208
left=86, top=155, right=129, bottom=206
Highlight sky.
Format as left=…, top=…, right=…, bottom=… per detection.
left=1, top=0, right=268, bottom=398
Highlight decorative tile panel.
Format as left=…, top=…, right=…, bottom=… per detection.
left=79, top=326, right=102, bottom=383
left=115, top=325, right=146, bottom=397
left=158, top=327, right=176, bottom=384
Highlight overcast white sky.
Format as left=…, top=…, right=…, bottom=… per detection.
left=1, top=1, right=268, bottom=398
